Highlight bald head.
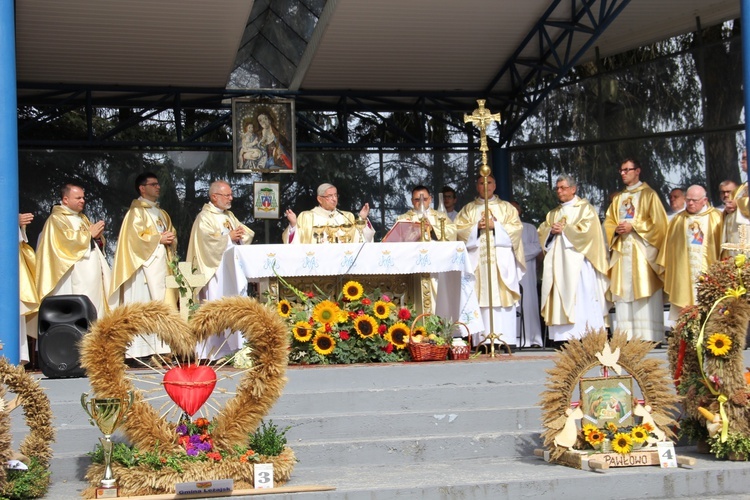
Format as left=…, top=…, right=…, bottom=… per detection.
left=685, top=185, right=707, bottom=214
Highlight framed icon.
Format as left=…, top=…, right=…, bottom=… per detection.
left=233, top=98, right=296, bottom=173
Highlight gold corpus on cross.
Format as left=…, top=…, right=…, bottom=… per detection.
left=464, top=100, right=510, bottom=357
left=721, top=224, right=750, bottom=256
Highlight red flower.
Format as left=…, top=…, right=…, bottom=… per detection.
left=378, top=324, right=387, bottom=335
left=383, top=343, right=394, bottom=353
left=340, top=331, right=350, bottom=340
left=178, top=435, right=189, bottom=446
left=381, top=295, right=391, bottom=302
left=308, top=317, right=314, bottom=325
left=325, top=323, right=332, bottom=332
left=398, top=308, right=411, bottom=320
left=306, top=291, right=315, bottom=298
left=349, top=311, right=357, bottom=319
left=206, top=452, right=222, bottom=462
left=362, top=298, right=371, bottom=305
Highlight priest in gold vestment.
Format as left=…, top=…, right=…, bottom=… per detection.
left=658, top=185, right=723, bottom=320
left=538, top=175, right=610, bottom=343
left=110, top=172, right=177, bottom=358
left=721, top=150, right=748, bottom=259
left=19, top=213, right=38, bottom=365
left=456, top=176, right=525, bottom=349
left=603, top=159, right=667, bottom=342
left=35, top=183, right=114, bottom=318
left=187, top=180, right=254, bottom=359
left=395, top=185, right=457, bottom=242
left=282, top=183, right=375, bottom=244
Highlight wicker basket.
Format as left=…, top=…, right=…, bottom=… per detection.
left=449, top=322, right=471, bottom=360
left=408, top=313, right=450, bottom=362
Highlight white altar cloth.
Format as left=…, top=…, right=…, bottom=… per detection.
left=215, top=241, right=483, bottom=334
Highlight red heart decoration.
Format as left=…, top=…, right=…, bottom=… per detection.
left=163, top=364, right=217, bottom=416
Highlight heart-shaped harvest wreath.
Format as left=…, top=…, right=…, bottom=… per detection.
left=79, top=297, right=292, bottom=495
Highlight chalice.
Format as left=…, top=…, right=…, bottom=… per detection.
left=81, top=392, right=134, bottom=498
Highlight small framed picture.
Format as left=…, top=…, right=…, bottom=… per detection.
left=232, top=97, right=296, bottom=173
left=579, top=376, right=634, bottom=427
left=253, top=181, right=280, bottom=219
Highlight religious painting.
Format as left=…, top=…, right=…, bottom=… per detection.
left=579, top=376, right=634, bottom=428
left=232, top=98, right=296, bottom=173
left=253, top=181, right=280, bottom=219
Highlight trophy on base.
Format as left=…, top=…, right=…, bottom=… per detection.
left=81, top=392, right=134, bottom=498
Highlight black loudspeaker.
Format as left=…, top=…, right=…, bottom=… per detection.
left=38, top=294, right=96, bottom=378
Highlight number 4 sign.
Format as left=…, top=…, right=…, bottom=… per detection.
left=254, top=463, right=274, bottom=489
left=657, top=442, right=678, bottom=468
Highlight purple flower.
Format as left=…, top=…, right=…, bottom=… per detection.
left=176, top=424, right=188, bottom=435
left=186, top=447, right=199, bottom=456
left=197, top=441, right=212, bottom=452
left=189, top=434, right=202, bottom=444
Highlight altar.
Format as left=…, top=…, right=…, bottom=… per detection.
left=215, top=241, right=484, bottom=335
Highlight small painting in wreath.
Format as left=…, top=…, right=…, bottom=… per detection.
left=579, top=376, right=634, bottom=427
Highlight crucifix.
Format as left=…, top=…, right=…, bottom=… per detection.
left=165, top=262, right=207, bottom=320
left=464, top=99, right=510, bottom=357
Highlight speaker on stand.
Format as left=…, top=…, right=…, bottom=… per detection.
left=37, top=294, right=96, bottom=378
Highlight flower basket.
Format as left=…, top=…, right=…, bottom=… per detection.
left=449, top=322, right=471, bottom=360
left=408, top=313, right=450, bottom=362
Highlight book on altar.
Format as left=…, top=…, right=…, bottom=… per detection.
left=382, top=221, right=423, bottom=242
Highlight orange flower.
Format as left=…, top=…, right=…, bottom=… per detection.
left=195, top=418, right=210, bottom=428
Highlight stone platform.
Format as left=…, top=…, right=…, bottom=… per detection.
left=11, top=349, right=750, bottom=499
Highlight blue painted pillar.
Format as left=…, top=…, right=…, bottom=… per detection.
left=0, top=0, right=20, bottom=364
left=743, top=0, right=750, bottom=151
left=491, top=147, right=512, bottom=201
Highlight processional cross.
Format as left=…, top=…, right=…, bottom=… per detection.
left=463, top=100, right=510, bottom=356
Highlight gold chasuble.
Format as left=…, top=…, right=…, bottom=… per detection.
left=456, top=196, right=525, bottom=308
left=186, top=203, right=254, bottom=294
left=603, top=182, right=667, bottom=301
left=722, top=182, right=749, bottom=259
left=19, top=229, right=39, bottom=315
left=396, top=208, right=457, bottom=241
left=110, top=199, right=178, bottom=305
left=35, top=205, right=106, bottom=302
left=658, top=207, right=722, bottom=310
left=281, top=206, right=374, bottom=244
left=538, top=197, right=608, bottom=326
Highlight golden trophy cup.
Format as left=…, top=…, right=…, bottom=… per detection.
left=81, top=392, right=134, bottom=498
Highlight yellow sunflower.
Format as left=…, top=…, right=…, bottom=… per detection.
left=353, top=315, right=378, bottom=339
left=630, top=426, right=648, bottom=444
left=706, top=333, right=732, bottom=357
left=606, top=422, right=618, bottom=433
left=373, top=300, right=392, bottom=319
left=313, top=332, right=336, bottom=355
left=342, top=281, right=364, bottom=301
left=412, top=326, right=427, bottom=337
left=292, top=321, right=314, bottom=342
left=386, top=323, right=410, bottom=349
left=612, top=432, right=633, bottom=454
left=277, top=299, right=292, bottom=318
left=313, top=300, right=342, bottom=325
left=582, top=423, right=597, bottom=437
left=585, top=430, right=605, bottom=446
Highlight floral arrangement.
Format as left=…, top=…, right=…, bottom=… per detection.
left=668, top=254, right=750, bottom=460
left=276, top=279, right=419, bottom=364
left=581, top=421, right=656, bottom=454
left=89, top=418, right=290, bottom=473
